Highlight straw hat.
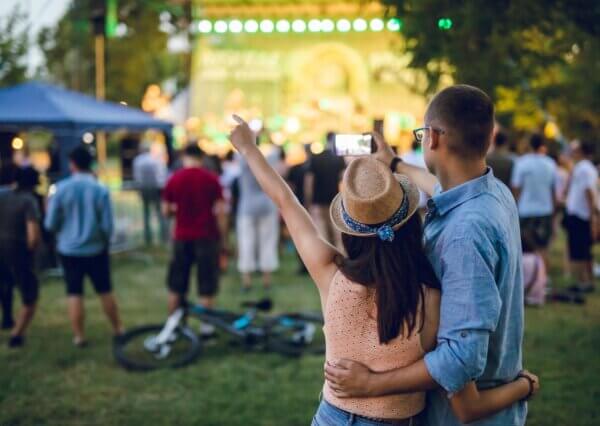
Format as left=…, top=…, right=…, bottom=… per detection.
left=330, top=157, right=420, bottom=241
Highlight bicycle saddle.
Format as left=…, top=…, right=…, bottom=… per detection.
left=241, top=298, right=273, bottom=311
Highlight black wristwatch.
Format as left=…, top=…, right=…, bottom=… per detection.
left=390, top=157, right=402, bottom=172
left=516, top=371, right=535, bottom=400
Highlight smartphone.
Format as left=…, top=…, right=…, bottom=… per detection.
left=373, top=118, right=384, bottom=135
left=334, top=134, right=374, bottom=156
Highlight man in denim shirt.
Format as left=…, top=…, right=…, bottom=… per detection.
left=325, top=85, right=530, bottom=425
left=46, top=146, right=124, bottom=346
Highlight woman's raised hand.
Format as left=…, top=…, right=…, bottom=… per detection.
left=229, top=115, right=256, bottom=155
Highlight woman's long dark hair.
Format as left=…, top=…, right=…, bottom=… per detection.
left=335, top=213, right=439, bottom=344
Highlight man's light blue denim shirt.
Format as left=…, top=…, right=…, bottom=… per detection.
left=45, top=173, right=113, bottom=257
left=423, top=168, right=527, bottom=426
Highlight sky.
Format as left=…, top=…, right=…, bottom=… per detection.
left=0, top=0, right=71, bottom=73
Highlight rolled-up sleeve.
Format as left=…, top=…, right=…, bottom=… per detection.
left=424, top=234, right=501, bottom=393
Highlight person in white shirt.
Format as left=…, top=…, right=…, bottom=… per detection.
left=133, top=143, right=168, bottom=246
left=563, top=140, right=599, bottom=293
left=511, top=134, right=558, bottom=267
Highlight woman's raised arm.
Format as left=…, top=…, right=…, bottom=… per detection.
left=229, top=115, right=340, bottom=291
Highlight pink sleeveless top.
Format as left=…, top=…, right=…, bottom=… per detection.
left=323, top=271, right=425, bottom=420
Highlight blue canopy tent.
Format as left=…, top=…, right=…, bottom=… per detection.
left=0, top=81, right=173, bottom=179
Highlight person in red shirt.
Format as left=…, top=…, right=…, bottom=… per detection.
left=162, top=145, right=228, bottom=316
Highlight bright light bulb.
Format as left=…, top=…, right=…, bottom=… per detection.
left=249, top=119, right=263, bottom=132
left=387, top=18, right=401, bottom=31
left=308, top=19, right=321, bottom=32
left=198, top=20, right=212, bottom=33
left=214, top=20, right=228, bottom=33
left=11, top=137, right=23, bottom=150
left=260, top=19, right=274, bottom=33
left=244, top=20, right=259, bottom=33
left=310, top=142, right=324, bottom=155
left=276, top=20, right=290, bottom=32
left=284, top=117, right=301, bottom=134
left=370, top=18, right=384, bottom=31
left=229, top=19, right=243, bottom=33
left=321, top=19, right=334, bottom=32
left=82, top=132, right=94, bottom=144
left=336, top=19, right=351, bottom=32
left=353, top=18, right=367, bottom=32
left=292, top=19, right=306, bottom=33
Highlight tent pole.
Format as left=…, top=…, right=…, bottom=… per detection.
left=95, top=33, right=107, bottom=179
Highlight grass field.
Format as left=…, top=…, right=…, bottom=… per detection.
left=1, top=235, right=599, bottom=426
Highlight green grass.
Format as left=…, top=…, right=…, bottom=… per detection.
left=1, top=235, right=599, bottom=426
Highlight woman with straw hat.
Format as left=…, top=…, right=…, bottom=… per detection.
left=229, top=116, right=538, bottom=425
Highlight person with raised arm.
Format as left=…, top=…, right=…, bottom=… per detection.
left=229, top=111, right=538, bottom=426
left=324, top=85, right=532, bottom=426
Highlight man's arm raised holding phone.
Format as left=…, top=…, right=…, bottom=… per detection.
left=371, top=132, right=439, bottom=197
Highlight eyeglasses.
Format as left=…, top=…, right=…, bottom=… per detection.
left=413, top=126, right=446, bottom=142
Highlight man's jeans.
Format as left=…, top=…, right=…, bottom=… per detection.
left=140, top=188, right=167, bottom=245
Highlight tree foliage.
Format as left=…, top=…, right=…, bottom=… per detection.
left=0, top=7, right=29, bottom=88
left=383, top=0, right=600, bottom=139
left=38, top=0, right=190, bottom=106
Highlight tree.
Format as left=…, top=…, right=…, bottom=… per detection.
left=38, top=0, right=190, bottom=106
left=0, top=7, right=29, bottom=87
left=382, top=0, right=600, bottom=139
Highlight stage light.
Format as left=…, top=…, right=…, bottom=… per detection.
left=292, top=19, right=306, bottom=33
left=244, top=20, right=259, bottom=33
left=387, top=18, right=402, bottom=31
left=197, top=20, right=212, bottom=33
left=370, top=18, right=384, bottom=32
left=438, top=18, right=453, bottom=30
left=11, top=137, right=24, bottom=150
left=321, top=19, right=334, bottom=32
left=308, top=19, right=321, bottom=32
left=214, top=20, right=228, bottom=33
left=337, top=19, right=351, bottom=32
left=353, top=18, right=367, bottom=32
left=276, top=20, right=290, bottom=33
left=229, top=19, right=243, bottom=33
left=260, top=19, right=274, bottom=33
left=82, top=132, right=94, bottom=144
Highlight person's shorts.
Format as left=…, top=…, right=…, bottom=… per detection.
left=520, top=215, right=554, bottom=248
left=167, top=239, right=220, bottom=297
left=563, top=214, right=593, bottom=261
left=0, top=246, right=39, bottom=306
left=60, top=251, right=112, bottom=296
left=236, top=213, right=280, bottom=273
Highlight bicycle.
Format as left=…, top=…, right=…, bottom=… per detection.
left=113, top=298, right=325, bottom=371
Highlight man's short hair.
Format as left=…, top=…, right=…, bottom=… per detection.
left=580, top=140, right=595, bottom=157
left=494, top=131, right=508, bottom=147
left=183, top=144, right=205, bottom=159
left=69, top=146, right=93, bottom=171
left=530, top=133, right=545, bottom=151
left=426, top=84, right=495, bottom=158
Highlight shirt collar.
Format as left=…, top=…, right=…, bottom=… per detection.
left=429, top=167, right=494, bottom=216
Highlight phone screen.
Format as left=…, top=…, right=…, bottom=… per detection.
left=334, top=134, right=373, bottom=156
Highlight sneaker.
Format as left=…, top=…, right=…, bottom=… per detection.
left=8, top=335, right=24, bottom=348
left=73, top=337, right=88, bottom=348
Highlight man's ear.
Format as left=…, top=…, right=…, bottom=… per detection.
left=429, top=131, right=441, bottom=152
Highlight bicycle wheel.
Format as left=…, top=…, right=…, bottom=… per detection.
left=113, top=324, right=202, bottom=371
left=266, top=312, right=325, bottom=357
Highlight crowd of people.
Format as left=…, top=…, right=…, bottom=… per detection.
left=0, top=82, right=597, bottom=424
